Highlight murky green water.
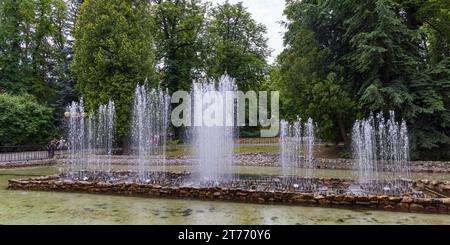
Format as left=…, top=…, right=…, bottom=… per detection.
left=1, top=166, right=449, bottom=224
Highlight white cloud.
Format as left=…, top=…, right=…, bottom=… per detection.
left=207, top=0, right=286, bottom=63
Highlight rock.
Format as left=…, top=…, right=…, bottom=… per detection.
left=425, top=206, right=437, bottom=212
left=442, top=198, right=450, bottom=205
left=318, top=199, right=331, bottom=205
left=382, top=204, right=394, bottom=210
left=340, top=201, right=353, bottom=205
left=438, top=204, right=448, bottom=213
left=356, top=196, right=370, bottom=202
left=334, top=195, right=345, bottom=202
left=388, top=197, right=402, bottom=203
left=314, top=195, right=325, bottom=201
left=401, top=197, right=413, bottom=203
left=355, top=201, right=371, bottom=206
left=377, top=195, right=390, bottom=202
left=417, top=198, right=432, bottom=205
left=410, top=204, right=424, bottom=212
left=213, top=192, right=221, bottom=197
left=397, top=203, right=409, bottom=211
left=300, top=193, right=314, bottom=200
left=431, top=198, right=443, bottom=205
left=343, top=196, right=355, bottom=202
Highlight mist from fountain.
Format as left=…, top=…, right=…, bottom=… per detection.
left=352, top=111, right=411, bottom=195
left=131, top=83, right=171, bottom=183
left=280, top=117, right=316, bottom=190
left=191, top=75, right=237, bottom=185
left=65, top=99, right=116, bottom=180
left=66, top=99, right=85, bottom=178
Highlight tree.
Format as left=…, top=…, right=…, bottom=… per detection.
left=278, top=26, right=356, bottom=147
left=152, top=0, right=207, bottom=92
left=55, top=0, right=83, bottom=109
left=72, top=0, right=156, bottom=144
left=278, top=0, right=450, bottom=157
left=0, top=0, right=68, bottom=105
left=0, top=93, right=57, bottom=146
left=205, top=1, right=271, bottom=91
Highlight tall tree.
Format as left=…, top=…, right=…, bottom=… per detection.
left=278, top=0, right=450, bottom=157
left=55, top=0, right=84, bottom=109
left=0, top=0, right=68, bottom=105
left=152, top=0, right=207, bottom=92
left=205, top=1, right=271, bottom=91
left=72, top=0, right=156, bottom=144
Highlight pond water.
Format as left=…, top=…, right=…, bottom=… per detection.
left=1, top=166, right=449, bottom=224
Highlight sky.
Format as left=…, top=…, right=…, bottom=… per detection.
left=208, top=0, right=286, bottom=63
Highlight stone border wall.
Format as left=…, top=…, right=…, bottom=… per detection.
left=2, top=152, right=448, bottom=174
left=8, top=176, right=450, bottom=215
left=0, top=159, right=56, bottom=169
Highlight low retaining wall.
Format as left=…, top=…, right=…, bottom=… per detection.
left=8, top=175, right=450, bottom=214
left=236, top=153, right=450, bottom=173
left=56, top=153, right=450, bottom=173
left=0, top=159, right=56, bottom=169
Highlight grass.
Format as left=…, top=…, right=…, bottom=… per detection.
left=165, top=144, right=342, bottom=158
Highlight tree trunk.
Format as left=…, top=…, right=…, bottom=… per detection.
left=336, top=112, right=351, bottom=150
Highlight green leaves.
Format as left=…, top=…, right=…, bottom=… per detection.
left=72, top=0, right=156, bottom=143
left=0, top=93, right=56, bottom=146
left=278, top=0, right=450, bottom=158
left=205, top=2, right=270, bottom=92
left=0, top=0, right=68, bottom=105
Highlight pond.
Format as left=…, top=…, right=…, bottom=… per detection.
left=1, top=166, right=449, bottom=224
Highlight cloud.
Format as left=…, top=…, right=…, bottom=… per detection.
left=207, top=0, right=286, bottom=63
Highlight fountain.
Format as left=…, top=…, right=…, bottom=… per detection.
left=351, top=111, right=411, bottom=195
left=131, top=83, right=171, bottom=182
left=66, top=99, right=85, bottom=178
left=15, top=76, right=450, bottom=215
left=191, top=75, right=237, bottom=184
left=11, top=102, right=450, bottom=214
left=65, top=99, right=116, bottom=180
left=280, top=117, right=316, bottom=190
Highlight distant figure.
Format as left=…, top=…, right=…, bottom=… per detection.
left=48, top=139, right=57, bottom=158
left=57, top=137, right=66, bottom=150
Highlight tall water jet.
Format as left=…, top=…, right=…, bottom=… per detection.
left=65, top=99, right=86, bottom=178
left=131, top=83, right=171, bottom=182
left=94, top=100, right=116, bottom=173
left=352, top=111, right=411, bottom=195
left=65, top=99, right=116, bottom=179
left=191, top=75, right=237, bottom=184
left=280, top=117, right=316, bottom=189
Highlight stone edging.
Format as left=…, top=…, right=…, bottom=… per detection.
left=0, top=159, right=56, bottom=169
left=8, top=175, right=450, bottom=215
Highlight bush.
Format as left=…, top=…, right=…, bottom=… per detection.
left=0, top=93, right=57, bottom=146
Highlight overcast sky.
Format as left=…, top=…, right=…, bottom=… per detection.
left=208, top=0, right=286, bottom=63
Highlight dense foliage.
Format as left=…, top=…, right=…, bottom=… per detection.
left=278, top=0, right=450, bottom=159
left=152, top=0, right=207, bottom=92
left=0, top=0, right=68, bottom=105
left=1, top=0, right=448, bottom=159
left=205, top=2, right=271, bottom=91
left=0, top=93, right=56, bottom=146
left=71, top=0, right=156, bottom=143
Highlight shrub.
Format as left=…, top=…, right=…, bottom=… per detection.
left=0, top=93, right=57, bottom=146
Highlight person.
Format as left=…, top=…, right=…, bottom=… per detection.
left=47, top=139, right=57, bottom=158
left=57, top=137, right=66, bottom=150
